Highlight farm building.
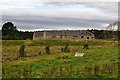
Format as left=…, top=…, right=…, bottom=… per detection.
left=33, top=30, right=95, bottom=40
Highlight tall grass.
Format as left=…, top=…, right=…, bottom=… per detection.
left=2, top=63, right=118, bottom=78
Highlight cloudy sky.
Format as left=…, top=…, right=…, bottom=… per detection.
left=0, top=0, right=119, bottom=31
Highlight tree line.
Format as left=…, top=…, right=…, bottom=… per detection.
left=1, top=22, right=33, bottom=40
left=1, top=22, right=119, bottom=40
left=88, top=29, right=119, bottom=40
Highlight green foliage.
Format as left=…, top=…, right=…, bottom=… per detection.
left=2, top=22, right=18, bottom=36
left=2, top=22, right=19, bottom=40
left=2, top=22, right=33, bottom=40
left=63, top=44, right=70, bottom=52
left=88, top=29, right=118, bottom=40
left=45, top=45, right=50, bottom=55
left=19, top=43, right=25, bottom=57
left=83, top=41, right=89, bottom=49
left=17, top=31, right=33, bottom=40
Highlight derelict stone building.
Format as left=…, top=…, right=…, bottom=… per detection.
left=33, top=30, right=94, bottom=40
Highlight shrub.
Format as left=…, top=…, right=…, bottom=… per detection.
left=19, top=43, right=25, bottom=57
left=45, top=45, right=50, bottom=55
left=83, top=41, right=89, bottom=49
left=63, top=44, right=70, bottom=52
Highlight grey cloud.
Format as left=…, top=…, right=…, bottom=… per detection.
left=1, top=15, right=112, bottom=31
left=81, top=2, right=118, bottom=16
left=43, top=2, right=118, bottom=17
left=2, top=2, right=117, bottom=24
left=1, top=2, right=118, bottom=31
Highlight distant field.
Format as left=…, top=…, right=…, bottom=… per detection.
left=2, top=39, right=118, bottom=78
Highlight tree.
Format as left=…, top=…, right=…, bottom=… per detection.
left=2, top=22, right=18, bottom=39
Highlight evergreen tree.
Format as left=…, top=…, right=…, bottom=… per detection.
left=2, top=22, right=18, bottom=39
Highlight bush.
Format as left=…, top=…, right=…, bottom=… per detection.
left=63, top=44, right=70, bottom=52
left=19, top=43, right=25, bottom=57
left=83, top=41, right=89, bottom=49
left=45, top=45, right=50, bottom=55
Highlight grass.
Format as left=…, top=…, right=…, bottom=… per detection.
left=2, top=39, right=118, bottom=78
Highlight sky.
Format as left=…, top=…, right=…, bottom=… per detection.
left=0, top=0, right=119, bottom=31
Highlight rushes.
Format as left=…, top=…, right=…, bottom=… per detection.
left=2, top=63, right=117, bottom=78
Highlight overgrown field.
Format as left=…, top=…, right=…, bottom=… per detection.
left=2, top=39, right=118, bottom=78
